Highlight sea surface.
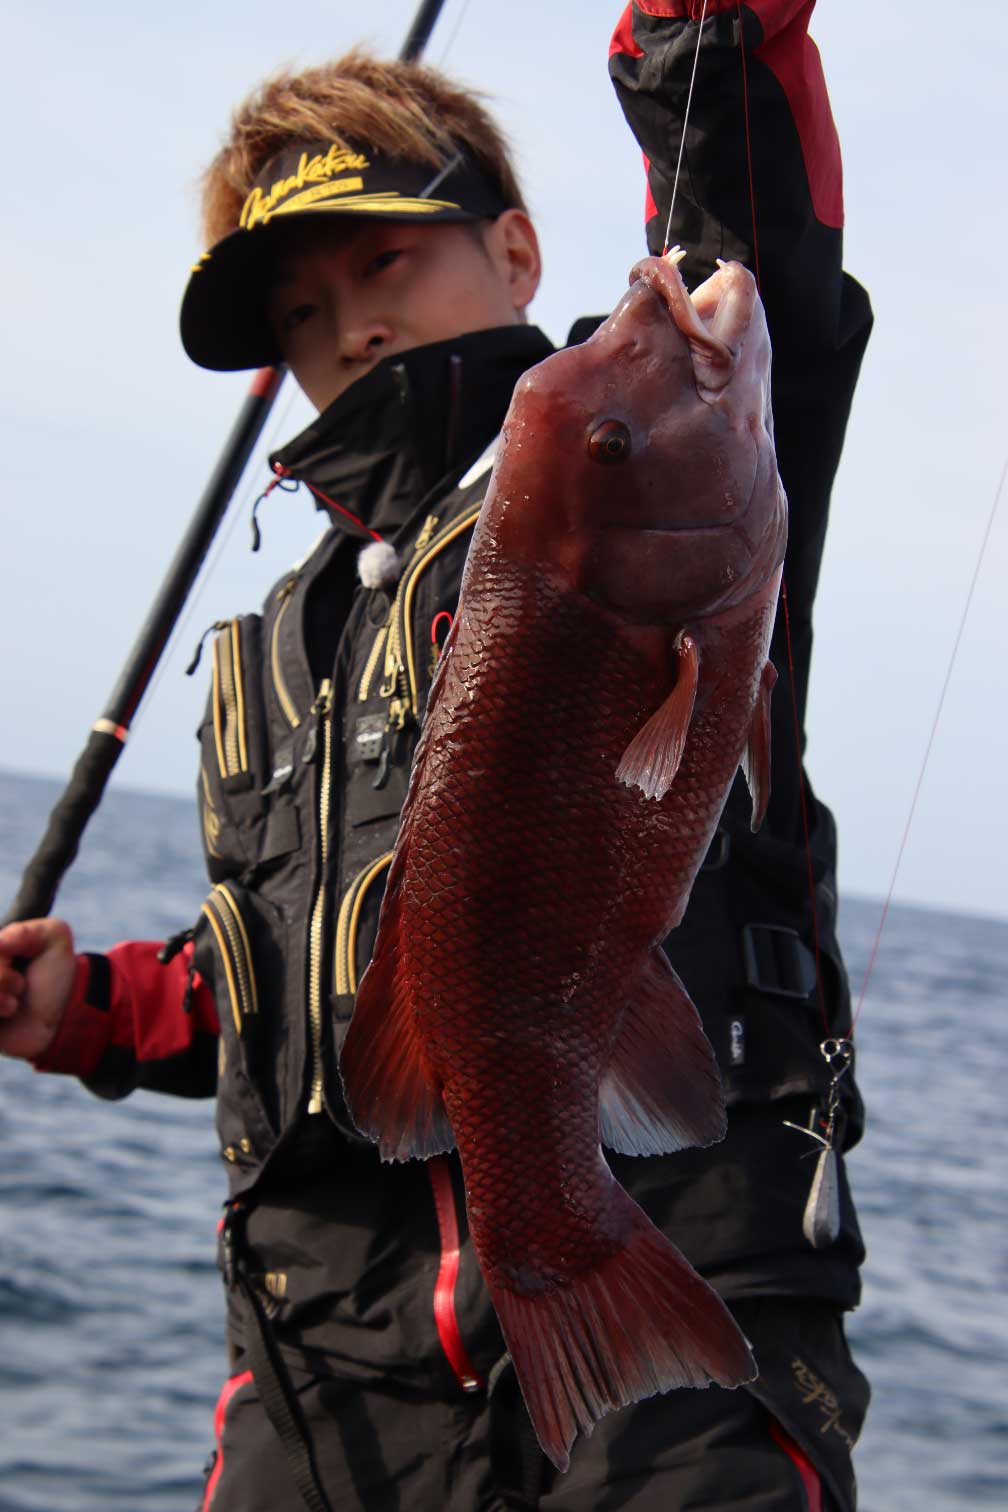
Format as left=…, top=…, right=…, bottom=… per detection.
left=0, top=770, right=1005, bottom=1511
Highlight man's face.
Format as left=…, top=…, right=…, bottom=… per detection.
left=266, top=212, right=541, bottom=411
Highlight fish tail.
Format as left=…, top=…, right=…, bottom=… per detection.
left=488, top=1188, right=756, bottom=1473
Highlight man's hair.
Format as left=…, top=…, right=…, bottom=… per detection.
left=200, top=49, right=528, bottom=246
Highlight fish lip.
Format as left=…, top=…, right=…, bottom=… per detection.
left=627, top=255, right=692, bottom=330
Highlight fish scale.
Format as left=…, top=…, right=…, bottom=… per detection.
left=341, top=252, right=788, bottom=1469
left=405, top=562, right=755, bottom=1282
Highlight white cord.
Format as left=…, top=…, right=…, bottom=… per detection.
left=664, top=0, right=709, bottom=252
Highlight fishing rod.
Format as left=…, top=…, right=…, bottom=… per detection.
left=3, top=0, right=451, bottom=928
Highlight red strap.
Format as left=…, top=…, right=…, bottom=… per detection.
left=769, top=1417, right=823, bottom=1512
left=426, top=1156, right=484, bottom=1393
left=202, top=1369, right=254, bottom=1510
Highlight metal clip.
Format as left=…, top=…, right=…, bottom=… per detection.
left=783, top=1038, right=853, bottom=1249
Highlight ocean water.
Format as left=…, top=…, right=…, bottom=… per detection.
left=0, top=770, right=1005, bottom=1511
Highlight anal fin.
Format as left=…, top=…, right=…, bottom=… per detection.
left=599, top=948, right=726, bottom=1155
left=616, top=634, right=698, bottom=801
left=742, top=659, right=776, bottom=831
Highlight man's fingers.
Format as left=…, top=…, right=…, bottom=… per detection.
left=0, top=962, right=26, bottom=1013
left=0, top=918, right=75, bottom=1062
left=0, top=918, right=72, bottom=964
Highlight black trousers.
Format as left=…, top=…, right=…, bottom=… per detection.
left=197, top=1299, right=868, bottom=1512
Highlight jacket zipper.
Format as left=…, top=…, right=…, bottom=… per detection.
left=378, top=505, right=482, bottom=732
left=357, top=623, right=389, bottom=703
left=211, top=622, right=249, bottom=780
left=270, top=578, right=302, bottom=728
left=333, top=852, right=394, bottom=997
left=358, top=510, right=442, bottom=705
left=201, top=883, right=258, bottom=1035
left=306, top=678, right=334, bottom=1114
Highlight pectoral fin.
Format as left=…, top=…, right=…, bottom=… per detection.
left=616, top=634, right=699, bottom=801
left=741, top=659, right=776, bottom=831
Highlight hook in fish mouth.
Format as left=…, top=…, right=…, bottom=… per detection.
left=629, top=247, right=737, bottom=391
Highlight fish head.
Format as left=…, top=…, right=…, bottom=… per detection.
left=487, top=254, right=787, bottom=624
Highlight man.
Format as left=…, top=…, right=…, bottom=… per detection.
left=0, top=6, right=872, bottom=1508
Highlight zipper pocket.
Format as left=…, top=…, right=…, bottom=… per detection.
left=211, top=622, right=250, bottom=783
left=379, top=505, right=482, bottom=730
left=334, top=852, right=394, bottom=998
left=270, top=577, right=302, bottom=729
left=201, top=883, right=259, bottom=1035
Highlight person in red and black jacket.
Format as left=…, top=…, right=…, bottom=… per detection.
left=0, top=7, right=872, bottom=1509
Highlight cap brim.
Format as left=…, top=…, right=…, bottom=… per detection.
left=179, top=203, right=482, bottom=373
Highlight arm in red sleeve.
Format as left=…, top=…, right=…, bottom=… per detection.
left=609, top=0, right=860, bottom=352
left=610, top=1, right=873, bottom=840
left=34, top=941, right=220, bottom=1100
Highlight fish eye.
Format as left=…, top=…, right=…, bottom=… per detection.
left=588, top=419, right=631, bottom=464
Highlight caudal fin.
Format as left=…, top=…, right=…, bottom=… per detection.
left=488, top=1187, right=756, bottom=1472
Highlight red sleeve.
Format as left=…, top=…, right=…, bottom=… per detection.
left=608, top=0, right=848, bottom=349
left=34, top=941, right=220, bottom=1099
left=609, top=0, right=873, bottom=844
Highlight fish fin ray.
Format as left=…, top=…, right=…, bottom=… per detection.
left=741, top=659, right=776, bottom=831
left=489, top=1184, right=755, bottom=1470
left=615, top=634, right=699, bottom=801
left=599, top=948, right=725, bottom=1155
left=339, top=877, right=455, bottom=1163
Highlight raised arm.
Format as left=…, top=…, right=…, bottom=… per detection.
left=610, top=0, right=873, bottom=838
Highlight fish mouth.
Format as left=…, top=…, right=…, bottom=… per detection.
left=628, top=249, right=741, bottom=397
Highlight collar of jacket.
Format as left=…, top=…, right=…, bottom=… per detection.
left=270, top=324, right=556, bottom=547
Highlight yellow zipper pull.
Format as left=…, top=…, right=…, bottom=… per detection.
left=302, top=678, right=333, bottom=764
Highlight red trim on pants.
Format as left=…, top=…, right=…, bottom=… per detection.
left=202, top=1369, right=254, bottom=1510
left=769, top=1417, right=823, bottom=1512
left=427, top=1156, right=484, bottom=1393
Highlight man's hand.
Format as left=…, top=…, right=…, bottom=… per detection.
left=0, top=919, right=77, bottom=1062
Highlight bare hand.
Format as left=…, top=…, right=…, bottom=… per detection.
left=0, top=919, right=77, bottom=1062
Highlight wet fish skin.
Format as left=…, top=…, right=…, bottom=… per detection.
left=341, top=255, right=786, bottom=1469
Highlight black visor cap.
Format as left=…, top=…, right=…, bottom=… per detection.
left=179, top=141, right=508, bottom=371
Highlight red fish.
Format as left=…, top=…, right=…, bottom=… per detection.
left=340, top=252, right=786, bottom=1469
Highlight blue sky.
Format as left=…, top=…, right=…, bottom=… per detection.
left=1, top=0, right=1005, bottom=920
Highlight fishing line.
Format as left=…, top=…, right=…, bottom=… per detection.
left=662, top=0, right=709, bottom=255
left=849, top=452, right=1008, bottom=1033
left=779, top=584, right=830, bottom=1034
left=735, top=0, right=761, bottom=290
left=436, top=0, right=473, bottom=65
left=727, top=0, right=834, bottom=1043
left=728, top=5, right=844, bottom=1244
